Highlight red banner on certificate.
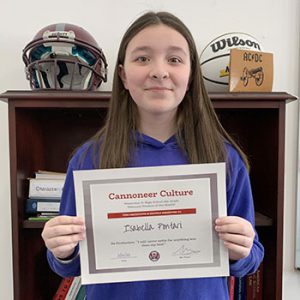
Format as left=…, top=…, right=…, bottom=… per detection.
left=107, top=208, right=197, bottom=219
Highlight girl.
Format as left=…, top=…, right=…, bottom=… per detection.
left=42, top=11, right=264, bottom=300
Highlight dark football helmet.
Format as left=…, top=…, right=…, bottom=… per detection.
left=23, top=23, right=108, bottom=90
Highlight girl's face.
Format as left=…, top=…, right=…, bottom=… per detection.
left=119, top=24, right=191, bottom=121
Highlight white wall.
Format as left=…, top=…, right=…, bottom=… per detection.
left=0, top=0, right=299, bottom=299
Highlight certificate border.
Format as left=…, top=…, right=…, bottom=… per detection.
left=81, top=173, right=221, bottom=274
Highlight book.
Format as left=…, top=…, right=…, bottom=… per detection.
left=227, top=276, right=235, bottom=300
left=35, top=170, right=66, bottom=180
left=234, top=276, right=247, bottom=300
left=246, top=273, right=254, bottom=299
left=39, top=212, right=60, bottom=216
left=28, top=212, right=59, bottom=220
left=28, top=177, right=64, bottom=198
left=75, top=285, right=86, bottom=300
left=28, top=216, right=53, bottom=221
left=236, top=262, right=263, bottom=300
left=52, top=277, right=74, bottom=300
left=65, top=276, right=81, bottom=300
left=252, top=263, right=263, bottom=300
left=25, top=197, right=60, bottom=214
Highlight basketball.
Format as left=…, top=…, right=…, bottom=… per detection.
left=200, top=32, right=263, bottom=92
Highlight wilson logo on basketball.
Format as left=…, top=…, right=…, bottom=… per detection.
left=210, top=36, right=261, bottom=53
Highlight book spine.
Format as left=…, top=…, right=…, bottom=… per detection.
left=53, top=277, right=74, bottom=300
left=28, top=179, right=64, bottom=198
left=75, top=285, right=86, bottom=300
left=28, top=216, right=53, bottom=221
left=234, top=276, right=246, bottom=300
left=246, top=273, right=253, bottom=299
left=35, top=170, right=66, bottom=180
left=25, top=198, right=60, bottom=214
left=253, top=263, right=263, bottom=300
left=228, top=276, right=235, bottom=300
left=65, top=276, right=81, bottom=300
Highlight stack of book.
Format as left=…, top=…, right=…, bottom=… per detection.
left=26, top=170, right=66, bottom=221
left=233, top=262, right=263, bottom=300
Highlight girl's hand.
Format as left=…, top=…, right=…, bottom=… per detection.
left=41, top=215, right=86, bottom=260
left=215, top=216, right=255, bottom=261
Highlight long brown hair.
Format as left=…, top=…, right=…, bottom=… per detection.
left=90, top=11, right=249, bottom=170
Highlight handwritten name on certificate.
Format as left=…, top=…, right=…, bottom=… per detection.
left=73, top=163, right=229, bottom=284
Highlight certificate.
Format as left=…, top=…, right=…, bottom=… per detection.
left=73, top=163, right=229, bottom=284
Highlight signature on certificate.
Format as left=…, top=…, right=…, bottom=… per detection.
left=111, top=252, right=136, bottom=260
left=172, top=245, right=201, bottom=256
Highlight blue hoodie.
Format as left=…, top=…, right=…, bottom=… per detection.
left=47, top=134, right=264, bottom=300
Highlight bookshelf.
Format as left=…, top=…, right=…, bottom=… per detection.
left=1, top=90, right=296, bottom=300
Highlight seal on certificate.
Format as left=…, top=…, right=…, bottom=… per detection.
left=149, top=251, right=160, bottom=262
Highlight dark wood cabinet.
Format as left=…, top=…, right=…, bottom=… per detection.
left=1, top=90, right=296, bottom=300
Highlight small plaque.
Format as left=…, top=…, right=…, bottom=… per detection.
left=229, top=48, right=273, bottom=92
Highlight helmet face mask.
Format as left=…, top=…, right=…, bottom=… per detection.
left=23, top=23, right=108, bottom=90
left=28, top=56, right=95, bottom=90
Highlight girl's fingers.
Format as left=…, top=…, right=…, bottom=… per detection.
left=215, top=223, right=253, bottom=237
left=215, top=216, right=254, bottom=238
left=45, top=232, right=86, bottom=250
left=52, top=242, right=79, bottom=258
left=42, top=216, right=85, bottom=240
left=46, top=215, right=84, bottom=227
left=215, top=216, right=255, bottom=260
left=41, top=215, right=86, bottom=259
left=224, top=241, right=251, bottom=260
left=48, top=223, right=85, bottom=238
left=218, top=232, right=253, bottom=248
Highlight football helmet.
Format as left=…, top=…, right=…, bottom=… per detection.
left=23, top=23, right=108, bottom=90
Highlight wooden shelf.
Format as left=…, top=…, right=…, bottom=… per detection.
left=255, top=212, right=273, bottom=227
left=23, top=220, right=48, bottom=229
left=1, top=90, right=296, bottom=300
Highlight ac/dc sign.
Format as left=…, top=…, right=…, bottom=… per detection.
left=229, top=48, right=273, bottom=92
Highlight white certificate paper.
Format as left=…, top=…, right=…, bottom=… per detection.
left=73, top=163, right=229, bottom=284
